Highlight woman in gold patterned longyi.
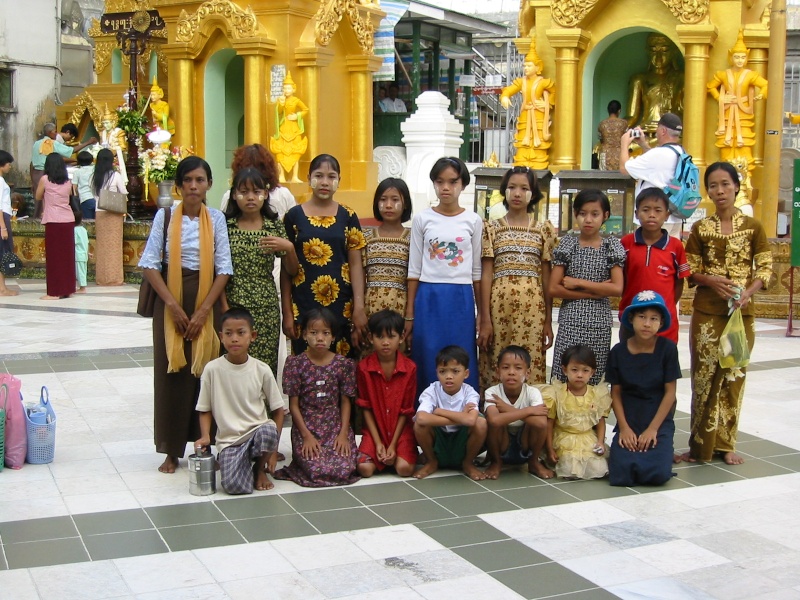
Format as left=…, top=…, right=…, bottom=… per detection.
left=683, top=162, right=773, bottom=466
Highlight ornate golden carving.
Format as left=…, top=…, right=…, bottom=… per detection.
left=662, top=0, right=708, bottom=24
left=315, top=0, right=375, bottom=54
left=68, top=92, right=103, bottom=127
left=94, top=41, right=114, bottom=74
left=88, top=17, right=102, bottom=38
left=176, top=0, right=258, bottom=43
left=550, top=0, right=708, bottom=27
left=551, top=0, right=599, bottom=28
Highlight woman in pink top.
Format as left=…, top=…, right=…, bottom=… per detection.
left=35, top=153, right=76, bottom=299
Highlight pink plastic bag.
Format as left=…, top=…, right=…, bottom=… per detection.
left=1, top=373, right=26, bottom=469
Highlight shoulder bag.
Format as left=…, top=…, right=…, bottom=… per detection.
left=98, top=177, right=128, bottom=214
left=136, top=208, right=171, bottom=317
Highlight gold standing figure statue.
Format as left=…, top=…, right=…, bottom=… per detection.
left=707, top=30, right=768, bottom=174
left=500, top=41, right=555, bottom=169
left=269, top=71, right=308, bottom=184
left=149, top=76, right=175, bottom=136
left=626, top=33, right=684, bottom=137
left=99, top=103, right=128, bottom=184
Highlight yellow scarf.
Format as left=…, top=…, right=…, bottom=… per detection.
left=164, top=203, right=219, bottom=376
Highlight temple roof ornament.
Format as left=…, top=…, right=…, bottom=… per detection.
left=550, top=0, right=708, bottom=28
left=176, top=0, right=259, bottom=43
left=315, top=0, right=375, bottom=54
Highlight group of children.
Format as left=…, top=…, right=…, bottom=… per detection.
left=197, top=154, right=691, bottom=494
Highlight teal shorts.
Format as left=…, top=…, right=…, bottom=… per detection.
left=434, top=426, right=470, bottom=468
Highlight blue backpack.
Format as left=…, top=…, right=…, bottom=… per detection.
left=663, top=145, right=702, bottom=220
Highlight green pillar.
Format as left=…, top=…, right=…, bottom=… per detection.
left=447, top=59, right=456, bottom=108
left=412, top=21, right=421, bottom=99
left=432, top=42, right=440, bottom=93
left=462, top=59, right=473, bottom=161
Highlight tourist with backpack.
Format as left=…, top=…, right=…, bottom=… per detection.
left=619, top=112, right=699, bottom=239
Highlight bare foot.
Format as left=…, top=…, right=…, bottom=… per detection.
left=673, top=453, right=683, bottom=464
left=40, top=295, right=61, bottom=300
left=158, top=456, right=179, bottom=473
left=722, top=452, right=745, bottom=465
left=462, top=462, right=486, bottom=481
left=484, top=461, right=502, bottom=480
left=528, top=459, right=555, bottom=479
left=255, top=469, right=274, bottom=491
left=679, top=452, right=697, bottom=463
left=413, top=459, right=438, bottom=479
left=276, top=452, right=286, bottom=462
left=0, top=289, right=18, bottom=296
left=74, top=288, right=87, bottom=294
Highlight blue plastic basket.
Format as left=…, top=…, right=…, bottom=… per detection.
left=25, top=386, right=56, bottom=464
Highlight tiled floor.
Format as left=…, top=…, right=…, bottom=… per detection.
left=1, top=279, right=800, bottom=599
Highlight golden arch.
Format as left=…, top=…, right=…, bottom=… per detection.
left=549, top=0, right=708, bottom=28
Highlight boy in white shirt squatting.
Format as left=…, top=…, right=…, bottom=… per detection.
left=195, top=307, right=285, bottom=494
left=414, top=345, right=487, bottom=480
left=483, top=345, right=552, bottom=480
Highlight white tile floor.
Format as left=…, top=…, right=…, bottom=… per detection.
left=1, top=280, right=800, bottom=599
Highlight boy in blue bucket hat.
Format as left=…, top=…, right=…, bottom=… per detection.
left=605, top=290, right=682, bottom=486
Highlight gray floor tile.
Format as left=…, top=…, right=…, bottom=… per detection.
left=496, top=484, right=579, bottom=508
left=736, top=439, right=798, bottom=458
left=764, top=453, right=800, bottom=472
left=715, top=457, right=795, bottom=478
left=159, top=521, right=245, bottom=551
left=233, top=514, right=318, bottom=542
left=281, top=488, right=363, bottom=512
left=347, top=481, right=427, bottom=505
left=145, top=502, right=227, bottom=527
left=407, top=474, right=486, bottom=498
left=4, top=537, right=89, bottom=569
left=419, top=519, right=509, bottom=548
left=434, top=491, right=519, bottom=517
left=551, top=479, right=638, bottom=501
left=672, top=464, right=746, bottom=485
left=73, top=508, right=153, bottom=536
left=0, top=515, right=78, bottom=543
left=368, top=499, right=456, bottom=525
left=477, top=470, right=549, bottom=491
left=491, top=562, right=595, bottom=598
left=84, top=529, right=168, bottom=560
left=303, top=507, right=389, bottom=534
left=584, top=521, right=678, bottom=549
left=452, top=539, right=551, bottom=571
left=215, top=495, right=296, bottom=520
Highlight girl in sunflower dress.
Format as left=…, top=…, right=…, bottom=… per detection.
left=363, top=177, right=413, bottom=318
left=223, top=168, right=299, bottom=373
left=478, top=166, right=557, bottom=389
left=282, top=154, right=367, bottom=358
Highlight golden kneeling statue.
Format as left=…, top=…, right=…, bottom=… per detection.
left=149, top=76, right=175, bottom=136
left=269, top=71, right=308, bottom=184
left=707, top=30, right=767, bottom=173
left=500, top=41, right=554, bottom=170
left=627, top=34, right=684, bottom=137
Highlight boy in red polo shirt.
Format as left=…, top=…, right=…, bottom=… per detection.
left=619, top=188, right=691, bottom=343
left=356, top=309, right=418, bottom=477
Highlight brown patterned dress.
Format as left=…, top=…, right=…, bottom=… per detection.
left=598, top=116, right=628, bottom=170
left=685, top=212, right=773, bottom=462
left=479, top=217, right=557, bottom=389
left=362, top=226, right=410, bottom=318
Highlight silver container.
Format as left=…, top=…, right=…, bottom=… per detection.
left=188, top=449, right=217, bottom=496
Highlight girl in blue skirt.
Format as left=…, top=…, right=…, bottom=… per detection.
left=405, top=157, right=483, bottom=399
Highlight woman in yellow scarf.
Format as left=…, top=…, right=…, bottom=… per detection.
left=138, top=156, right=233, bottom=473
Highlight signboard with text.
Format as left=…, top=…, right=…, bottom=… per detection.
left=792, top=159, right=800, bottom=267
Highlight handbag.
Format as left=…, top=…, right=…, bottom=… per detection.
left=1, top=249, right=22, bottom=277
left=98, top=188, right=128, bottom=214
left=137, top=208, right=171, bottom=317
left=0, top=374, right=26, bottom=469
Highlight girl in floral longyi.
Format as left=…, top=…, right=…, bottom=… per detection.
left=282, top=154, right=367, bottom=358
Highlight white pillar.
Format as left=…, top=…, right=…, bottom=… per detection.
left=400, top=92, right=464, bottom=215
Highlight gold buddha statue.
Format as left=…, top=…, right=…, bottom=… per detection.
left=149, top=76, right=175, bottom=136
left=626, top=34, right=684, bottom=136
left=500, top=41, right=555, bottom=169
left=269, top=71, right=309, bottom=183
left=707, top=30, right=767, bottom=173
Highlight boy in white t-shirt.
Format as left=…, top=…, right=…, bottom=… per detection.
left=0, top=150, right=18, bottom=296
left=483, top=345, right=552, bottom=480
left=195, top=307, right=285, bottom=494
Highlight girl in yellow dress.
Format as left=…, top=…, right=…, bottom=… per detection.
left=542, top=345, right=612, bottom=480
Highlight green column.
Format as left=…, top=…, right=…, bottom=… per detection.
left=462, top=59, right=472, bottom=161
left=412, top=21, right=421, bottom=99
left=432, top=42, right=440, bottom=93
left=447, top=59, right=456, bottom=106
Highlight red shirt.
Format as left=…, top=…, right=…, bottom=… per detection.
left=620, top=229, right=690, bottom=342
left=356, top=352, right=416, bottom=445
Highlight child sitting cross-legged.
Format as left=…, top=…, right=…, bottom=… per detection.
left=195, top=307, right=285, bottom=494
left=483, top=345, right=551, bottom=480
left=356, top=309, right=418, bottom=478
left=414, top=345, right=487, bottom=480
